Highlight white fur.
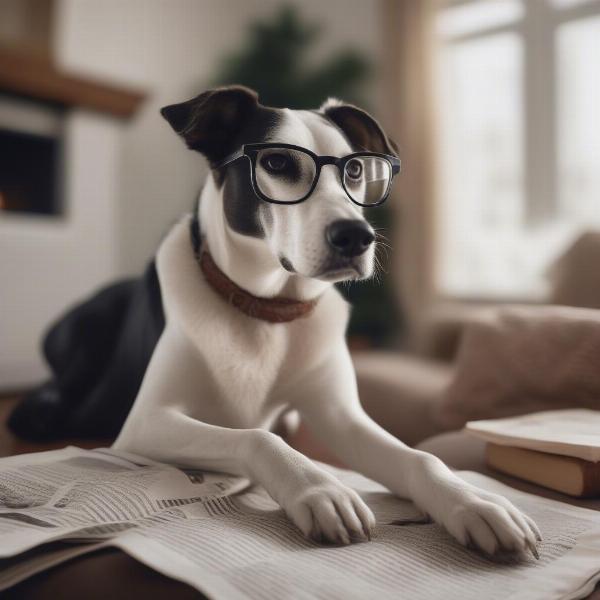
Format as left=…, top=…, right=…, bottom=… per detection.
left=114, top=111, right=540, bottom=555
left=320, top=97, right=345, bottom=112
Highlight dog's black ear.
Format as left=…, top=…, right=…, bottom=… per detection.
left=161, top=86, right=259, bottom=164
left=321, top=99, right=398, bottom=157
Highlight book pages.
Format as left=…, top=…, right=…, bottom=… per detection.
left=466, top=409, right=600, bottom=461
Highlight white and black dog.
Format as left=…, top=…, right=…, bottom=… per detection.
left=11, top=86, right=540, bottom=556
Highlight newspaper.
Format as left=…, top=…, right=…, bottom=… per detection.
left=1, top=447, right=600, bottom=600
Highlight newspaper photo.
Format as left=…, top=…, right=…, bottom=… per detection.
left=1, top=446, right=600, bottom=600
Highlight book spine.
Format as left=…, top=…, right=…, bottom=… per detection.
left=582, top=460, right=600, bottom=498
left=485, top=444, right=599, bottom=498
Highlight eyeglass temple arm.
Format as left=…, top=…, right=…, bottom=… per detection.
left=390, top=157, right=401, bottom=175
left=214, top=148, right=245, bottom=169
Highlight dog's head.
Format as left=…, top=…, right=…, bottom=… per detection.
left=161, top=86, right=398, bottom=284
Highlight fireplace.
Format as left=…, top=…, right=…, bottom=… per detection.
left=0, top=97, right=63, bottom=216
left=0, top=44, right=145, bottom=390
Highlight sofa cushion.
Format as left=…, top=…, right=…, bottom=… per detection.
left=353, top=352, right=453, bottom=447
left=436, top=305, right=600, bottom=430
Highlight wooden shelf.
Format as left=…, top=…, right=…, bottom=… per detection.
left=0, top=46, right=146, bottom=118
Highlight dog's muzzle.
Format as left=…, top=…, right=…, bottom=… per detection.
left=326, top=219, right=375, bottom=258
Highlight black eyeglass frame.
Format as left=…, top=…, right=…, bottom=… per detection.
left=215, top=142, right=401, bottom=207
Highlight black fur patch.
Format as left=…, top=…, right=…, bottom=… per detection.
left=10, top=259, right=166, bottom=440
left=161, top=86, right=260, bottom=166
left=220, top=106, right=282, bottom=238
left=222, top=159, right=263, bottom=237
left=322, top=104, right=398, bottom=157
left=190, top=209, right=202, bottom=258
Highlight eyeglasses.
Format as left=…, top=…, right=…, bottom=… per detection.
left=216, top=143, right=401, bottom=207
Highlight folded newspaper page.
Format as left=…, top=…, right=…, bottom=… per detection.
left=1, top=447, right=600, bottom=600
left=0, top=446, right=249, bottom=558
left=465, top=409, right=600, bottom=461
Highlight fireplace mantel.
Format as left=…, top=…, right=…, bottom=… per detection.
left=0, top=45, right=146, bottom=118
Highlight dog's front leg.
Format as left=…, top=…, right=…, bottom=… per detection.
left=117, top=411, right=374, bottom=544
left=294, top=345, right=541, bottom=557
left=243, top=428, right=376, bottom=544
left=114, top=328, right=374, bottom=545
left=392, top=445, right=542, bottom=558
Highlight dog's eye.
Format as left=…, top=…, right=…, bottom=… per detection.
left=261, top=153, right=289, bottom=173
left=345, top=159, right=363, bottom=180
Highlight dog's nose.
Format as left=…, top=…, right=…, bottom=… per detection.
left=326, top=220, right=375, bottom=257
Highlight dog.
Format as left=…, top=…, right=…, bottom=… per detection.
left=11, top=86, right=540, bottom=556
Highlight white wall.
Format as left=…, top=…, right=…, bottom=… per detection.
left=0, top=111, right=121, bottom=388
left=0, top=0, right=383, bottom=389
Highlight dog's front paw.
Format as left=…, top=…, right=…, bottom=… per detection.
left=440, top=487, right=542, bottom=559
left=282, top=474, right=376, bottom=545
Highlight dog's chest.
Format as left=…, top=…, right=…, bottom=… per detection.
left=169, top=294, right=340, bottom=430
left=196, top=319, right=291, bottom=427
left=157, top=217, right=348, bottom=430
left=163, top=285, right=306, bottom=428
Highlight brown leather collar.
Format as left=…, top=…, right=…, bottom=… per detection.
left=199, top=249, right=318, bottom=323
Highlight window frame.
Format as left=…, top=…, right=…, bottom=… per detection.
left=436, top=0, right=600, bottom=299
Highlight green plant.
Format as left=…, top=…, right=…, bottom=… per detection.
left=213, top=5, right=370, bottom=109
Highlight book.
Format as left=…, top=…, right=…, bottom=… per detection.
left=486, top=443, right=600, bottom=498
left=465, top=409, right=600, bottom=462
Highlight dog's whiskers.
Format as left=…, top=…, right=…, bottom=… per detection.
left=374, top=231, right=393, bottom=249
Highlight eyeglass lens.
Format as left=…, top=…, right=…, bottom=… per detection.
left=254, top=148, right=391, bottom=205
left=343, top=157, right=392, bottom=206
left=255, top=148, right=316, bottom=203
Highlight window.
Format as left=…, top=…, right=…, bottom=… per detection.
left=435, top=0, right=600, bottom=298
